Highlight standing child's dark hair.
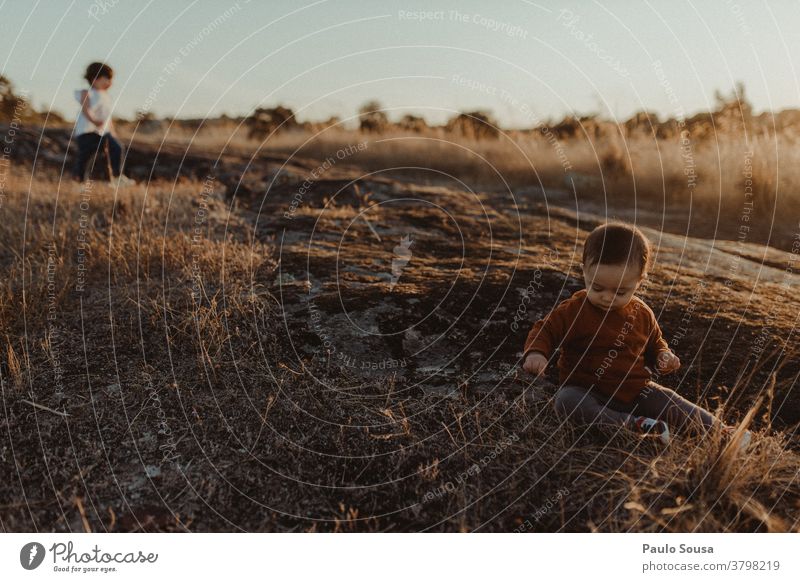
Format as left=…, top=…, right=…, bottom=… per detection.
left=84, top=62, right=113, bottom=84
left=582, top=222, right=651, bottom=275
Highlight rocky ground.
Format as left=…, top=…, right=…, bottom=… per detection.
left=1, top=126, right=798, bottom=532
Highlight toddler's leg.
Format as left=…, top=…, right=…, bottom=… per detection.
left=632, top=382, right=717, bottom=432
left=554, top=384, right=633, bottom=426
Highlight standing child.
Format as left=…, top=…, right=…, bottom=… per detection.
left=72, top=62, right=134, bottom=184
left=522, top=222, right=750, bottom=448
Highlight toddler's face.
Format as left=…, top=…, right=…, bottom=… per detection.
left=582, top=261, right=643, bottom=310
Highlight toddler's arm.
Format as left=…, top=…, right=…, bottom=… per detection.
left=521, top=296, right=578, bottom=375
left=655, top=350, right=681, bottom=374
left=522, top=352, right=548, bottom=376
left=644, top=312, right=680, bottom=373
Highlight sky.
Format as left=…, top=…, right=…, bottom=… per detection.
left=1, top=0, right=799, bottom=127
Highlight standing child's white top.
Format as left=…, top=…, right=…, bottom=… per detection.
left=74, top=88, right=113, bottom=136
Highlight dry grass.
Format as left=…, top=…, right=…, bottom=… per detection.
left=118, top=118, right=800, bottom=251
left=0, top=167, right=798, bottom=532
left=611, top=393, right=799, bottom=533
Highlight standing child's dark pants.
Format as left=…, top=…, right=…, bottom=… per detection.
left=72, top=132, right=122, bottom=181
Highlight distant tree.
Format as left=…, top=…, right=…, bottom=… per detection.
left=548, top=115, right=615, bottom=141
left=136, top=109, right=155, bottom=122
left=135, top=109, right=163, bottom=133
left=358, top=100, right=388, bottom=133
left=714, top=82, right=750, bottom=112
left=623, top=111, right=659, bottom=137
left=397, top=114, right=428, bottom=133
left=1, top=74, right=28, bottom=122
left=246, top=106, right=298, bottom=140
left=445, top=110, right=499, bottom=140
left=714, top=81, right=752, bottom=122
left=549, top=116, right=582, bottom=139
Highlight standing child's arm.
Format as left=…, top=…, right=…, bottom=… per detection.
left=79, top=90, right=101, bottom=127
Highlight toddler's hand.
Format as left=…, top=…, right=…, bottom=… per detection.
left=656, top=351, right=681, bottom=374
left=523, top=352, right=548, bottom=377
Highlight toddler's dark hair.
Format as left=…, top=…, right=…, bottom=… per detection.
left=582, top=222, right=651, bottom=275
left=84, top=62, right=113, bottom=84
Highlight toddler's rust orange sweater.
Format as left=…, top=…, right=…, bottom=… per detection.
left=523, top=289, right=670, bottom=403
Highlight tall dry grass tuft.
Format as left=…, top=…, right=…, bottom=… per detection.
left=617, top=380, right=799, bottom=533
left=4, top=339, right=25, bottom=391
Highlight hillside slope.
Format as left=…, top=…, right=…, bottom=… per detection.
left=1, top=137, right=798, bottom=532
